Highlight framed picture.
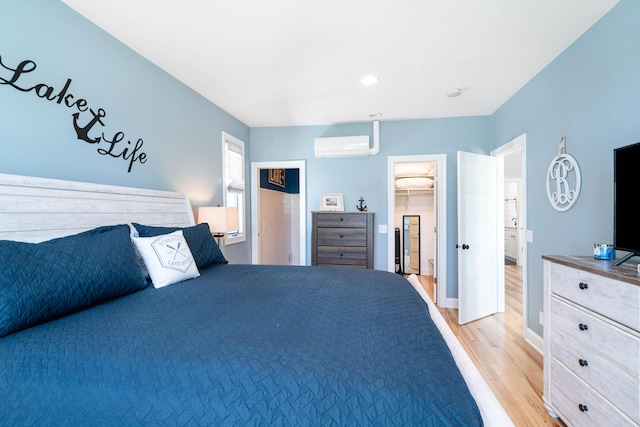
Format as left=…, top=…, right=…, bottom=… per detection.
left=320, top=193, right=344, bottom=211
left=267, top=168, right=285, bottom=188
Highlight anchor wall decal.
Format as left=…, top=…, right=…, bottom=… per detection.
left=72, top=108, right=105, bottom=144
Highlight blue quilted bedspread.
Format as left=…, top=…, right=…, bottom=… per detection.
left=0, top=264, right=482, bottom=426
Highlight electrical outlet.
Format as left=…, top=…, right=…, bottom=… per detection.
left=378, top=224, right=388, bottom=233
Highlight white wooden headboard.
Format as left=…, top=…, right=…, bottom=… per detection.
left=0, top=173, right=194, bottom=243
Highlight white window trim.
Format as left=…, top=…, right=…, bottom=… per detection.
left=222, top=131, right=246, bottom=245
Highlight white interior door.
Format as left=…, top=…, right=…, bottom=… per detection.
left=457, top=151, right=502, bottom=325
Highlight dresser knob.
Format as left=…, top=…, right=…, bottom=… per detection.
left=579, top=359, right=589, bottom=367
left=339, top=234, right=344, bottom=238
left=578, top=323, right=589, bottom=331
left=339, top=253, right=343, bottom=257
left=578, top=403, right=588, bottom=412
left=578, top=282, right=589, bottom=290
left=340, top=218, right=344, bottom=221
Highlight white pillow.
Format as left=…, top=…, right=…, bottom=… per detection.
left=131, top=230, right=200, bottom=289
left=395, top=163, right=431, bottom=178
left=395, top=177, right=434, bottom=189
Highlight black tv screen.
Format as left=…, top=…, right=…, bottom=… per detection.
left=613, top=141, right=640, bottom=265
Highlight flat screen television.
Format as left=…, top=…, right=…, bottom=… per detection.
left=613, top=141, right=640, bottom=266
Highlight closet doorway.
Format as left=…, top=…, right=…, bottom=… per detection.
left=388, top=155, right=447, bottom=307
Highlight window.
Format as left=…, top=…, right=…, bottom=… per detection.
left=222, top=132, right=246, bottom=244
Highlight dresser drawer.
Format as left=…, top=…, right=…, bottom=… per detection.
left=550, top=358, right=636, bottom=427
left=550, top=298, right=640, bottom=423
left=550, top=297, right=639, bottom=378
left=316, top=227, right=367, bottom=246
left=551, top=329, right=640, bottom=424
left=316, top=246, right=368, bottom=266
left=315, top=213, right=368, bottom=228
left=550, top=262, right=640, bottom=331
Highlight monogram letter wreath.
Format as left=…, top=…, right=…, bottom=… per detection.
left=546, top=136, right=581, bottom=212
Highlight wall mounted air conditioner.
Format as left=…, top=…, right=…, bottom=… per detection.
left=314, top=121, right=380, bottom=158
left=314, top=135, right=370, bottom=158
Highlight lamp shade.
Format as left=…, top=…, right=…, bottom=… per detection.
left=198, top=206, right=238, bottom=235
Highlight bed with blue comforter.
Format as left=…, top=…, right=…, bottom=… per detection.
left=0, top=222, right=483, bottom=426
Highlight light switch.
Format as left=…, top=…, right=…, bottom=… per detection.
left=378, top=224, right=388, bottom=233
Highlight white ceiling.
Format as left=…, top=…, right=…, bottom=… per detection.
left=60, top=0, right=618, bottom=128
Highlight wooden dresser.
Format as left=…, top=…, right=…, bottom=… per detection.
left=542, top=255, right=640, bottom=426
left=311, top=211, right=374, bottom=269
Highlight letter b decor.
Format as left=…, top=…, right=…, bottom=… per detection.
left=546, top=136, right=581, bottom=212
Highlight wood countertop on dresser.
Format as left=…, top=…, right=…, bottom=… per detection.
left=542, top=255, right=640, bottom=286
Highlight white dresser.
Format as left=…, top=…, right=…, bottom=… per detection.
left=543, top=255, right=640, bottom=426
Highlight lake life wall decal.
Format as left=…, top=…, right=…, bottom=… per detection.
left=0, top=54, right=148, bottom=173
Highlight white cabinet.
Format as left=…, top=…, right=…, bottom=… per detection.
left=543, top=255, right=640, bottom=426
left=504, top=227, right=517, bottom=263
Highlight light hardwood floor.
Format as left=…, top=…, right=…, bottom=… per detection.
left=417, top=266, right=565, bottom=427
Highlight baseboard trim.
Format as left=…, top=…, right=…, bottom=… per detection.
left=525, top=328, right=543, bottom=354
left=443, top=297, right=458, bottom=309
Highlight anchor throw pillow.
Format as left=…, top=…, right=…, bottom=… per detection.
left=132, top=230, right=200, bottom=289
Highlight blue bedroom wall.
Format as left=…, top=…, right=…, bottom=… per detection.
left=2, top=0, right=637, bottom=336
left=491, top=0, right=640, bottom=335
left=0, top=0, right=251, bottom=263
left=250, top=117, right=491, bottom=294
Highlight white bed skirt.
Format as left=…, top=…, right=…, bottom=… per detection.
left=406, top=274, right=514, bottom=427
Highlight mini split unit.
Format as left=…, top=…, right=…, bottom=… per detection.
left=314, top=121, right=380, bottom=158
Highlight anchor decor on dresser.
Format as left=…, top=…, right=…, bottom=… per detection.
left=546, top=136, right=581, bottom=212
left=356, top=197, right=367, bottom=211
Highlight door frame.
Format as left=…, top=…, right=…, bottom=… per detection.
left=250, top=160, right=307, bottom=265
left=387, top=154, right=447, bottom=307
left=491, top=134, right=530, bottom=340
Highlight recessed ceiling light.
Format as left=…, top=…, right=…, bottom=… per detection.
left=361, top=75, right=379, bottom=86
left=446, top=88, right=463, bottom=97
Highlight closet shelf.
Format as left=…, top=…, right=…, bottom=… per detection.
left=395, top=188, right=434, bottom=195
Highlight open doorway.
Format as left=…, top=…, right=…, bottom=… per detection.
left=387, top=155, right=447, bottom=307
left=250, top=160, right=307, bottom=265
left=491, top=134, right=531, bottom=343
left=395, top=164, right=436, bottom=280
